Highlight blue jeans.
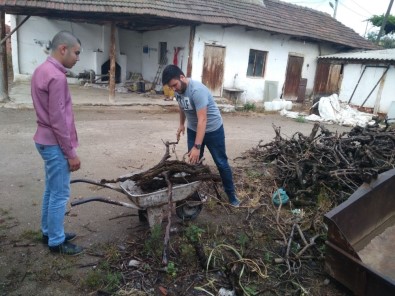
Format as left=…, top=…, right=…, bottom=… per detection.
left=187, top=125, right=237, bottom=202
left=35, top=143, right=70, bottom=247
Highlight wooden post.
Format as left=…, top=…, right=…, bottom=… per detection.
left=186, top=25, right=196, bottom=77
left=0, top=15, right=30, bottom=45
left=108, top=22, right=116, bottom=103
left=0, top=11, right=9, bottom=102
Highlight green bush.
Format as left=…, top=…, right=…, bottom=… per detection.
left=243, top=102, right=256, bottom=111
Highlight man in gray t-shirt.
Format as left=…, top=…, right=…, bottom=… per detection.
left=162, top=65, right=240, bottom=207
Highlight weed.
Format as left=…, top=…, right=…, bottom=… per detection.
left=103, top=244, right=121, bottom=262
left=205, top=198, right=217, bottom=211
left=236, top=232, right=249, bottom=252
left=246, top=169, right=262, bottom=179
left=245, top=285, right=259, bottom=295
left=180, top=243, right=196, bottom=265
left=19, top=229, right=41, bottom=242
left=185, top=224, right=204, bottom=243
left=317, top=188, right=332, bottom=210
left=83, top=270, right=103, bottom=290
left=105, top=271, right=123, bottom=292
left=166, top=261, right=178, bottom=278
left=295, top=115, right=306, bottom=123
left=263, top=251, right=273, bottom=263
left=243, top=102, right=256, bottom=112
left=144, top=224, right=163, bottom=258
left=82, top=269, right=122, bottom=293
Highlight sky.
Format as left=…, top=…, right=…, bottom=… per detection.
left=280, top=0, right=395, bottom=37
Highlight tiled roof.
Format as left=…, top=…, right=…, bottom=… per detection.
left=0, top=0, right=379, bottom=50
left=319, top=48, right=395, bottom=61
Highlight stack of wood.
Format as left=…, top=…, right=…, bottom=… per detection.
left=246, top=123, right=395, bottom=205
left=100, top=141, right=221, bottom=193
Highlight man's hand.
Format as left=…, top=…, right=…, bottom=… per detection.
left=68, top=156, right=81, bottom=172
left=176, top=125, right=185, bottom=142
left=188, top=147, right=200, bottom=164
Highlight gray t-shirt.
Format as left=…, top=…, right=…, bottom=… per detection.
left=175, top=80, right=222, bottom=133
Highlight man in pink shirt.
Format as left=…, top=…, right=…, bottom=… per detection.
left=31, top=31, right=83, bottom=255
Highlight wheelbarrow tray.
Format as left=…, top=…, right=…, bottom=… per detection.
left=324, top=168, right=395, bottom=295
left=120, top=179, right=201, bottom=208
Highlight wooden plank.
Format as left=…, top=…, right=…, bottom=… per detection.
left=186, top=25, right=195, bottom=77
left=0, top=11, right=9, bottom=101
left=109, top=22, right=116, bottom=103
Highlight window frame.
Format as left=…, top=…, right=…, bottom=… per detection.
left=247, top=49, right=268, bottom=78
left=159, top=42, right=167, bottom=64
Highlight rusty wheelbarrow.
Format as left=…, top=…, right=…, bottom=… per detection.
left=70, top=177, right=204, bottom=228
left=324, top=168, right=395, bottom=295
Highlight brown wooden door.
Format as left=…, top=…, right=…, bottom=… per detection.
left=202, top=45, right=225, bottom=97
left=313, top=62, right=342, bottom=97
left=283, top=55, right=304, bottom=100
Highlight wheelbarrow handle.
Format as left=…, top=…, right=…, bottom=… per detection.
left=70, top=178, right=124, bottom=193
left=71, top=196, right=141, bottom=209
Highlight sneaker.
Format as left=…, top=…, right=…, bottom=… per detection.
left=229, top=198, right=241, bottom=208
left=42, top=232, right=77, bottom=244
left=49, top=241, right=83, bottom=256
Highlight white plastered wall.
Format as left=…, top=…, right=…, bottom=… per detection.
left=11, top=16, right=134, bottom=83
left=10, top=16, right=340, bottom=101
left=338, top=64, right=395, bottom=113
left=140, top=26, right=190, bottom=83
left=190, top=24, right=334, bottom=102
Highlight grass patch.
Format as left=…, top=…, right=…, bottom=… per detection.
left=83, top=269, right=122, bottom=293
left=243, top=102, right=256, bottom=112
left=19, top=229, right=42, bottom=242
left=144, top=224, right=163, bottom=259
left=295, top=115, right=307, bottom=123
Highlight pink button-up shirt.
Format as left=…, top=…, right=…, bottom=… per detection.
left=31, top=56, right=78, bottom=159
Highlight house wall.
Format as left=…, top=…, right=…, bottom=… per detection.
left=140, top=26, right=190, bottom=84
left=10, top=16, right=340, bottom=102
left=118, top=29, right=142, bottom=75
left=189, top=24, right=334, bottom=102
left=338, top=64, right=395, bottom=114
left=11, top=16, right=131, bottom=82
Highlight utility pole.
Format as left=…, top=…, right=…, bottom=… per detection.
left=376, top=0, right=394, bottom=43
left=329, top=0, right=339, bottom=19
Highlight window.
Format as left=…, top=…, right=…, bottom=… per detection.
left=159, top=42, right=167, bottom=64
left=247, top=49, right=267, bottom=77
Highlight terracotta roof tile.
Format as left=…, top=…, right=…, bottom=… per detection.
left=0, top=0, right=379, bottom=50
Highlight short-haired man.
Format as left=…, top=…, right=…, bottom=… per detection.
left=31, top=31, right=83, bottom=255
left=162, top=65, right=240, bottom=207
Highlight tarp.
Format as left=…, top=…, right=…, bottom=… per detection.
left=281, top=94, right=375, bottom=127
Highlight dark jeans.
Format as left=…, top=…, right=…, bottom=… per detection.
left=187, top=125, right=237, bottom=202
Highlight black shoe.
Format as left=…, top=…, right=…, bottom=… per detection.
left=42, top=232, right=77, bottom=244
left=49, top=241, right=83, bottom=256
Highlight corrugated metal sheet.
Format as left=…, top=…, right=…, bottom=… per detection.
left=319, top=49, right=395, bottom=61
left=0, top=0, right=379, bottom=50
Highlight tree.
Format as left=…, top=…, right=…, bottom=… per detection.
left=366, top=32, right=395, bottom=48
left=367, top=14, right=395, bottom=48
left=368, top=14, right=395, bottom=35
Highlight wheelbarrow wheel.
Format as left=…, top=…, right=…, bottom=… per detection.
left=175, top=191, right=203, bottom=221
left=138, top=209, right=148, bottom=223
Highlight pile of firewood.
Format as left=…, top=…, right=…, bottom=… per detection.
left=246, top=122, right=395, bottom=205
left=100, top=141, right=221, bottom=192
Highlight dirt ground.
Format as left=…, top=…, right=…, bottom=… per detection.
left=0, top=105, right=353, bottom=295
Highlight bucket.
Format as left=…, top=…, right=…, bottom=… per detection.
left=264, top=101, right=274, bottom=111
left=272, top=100, right=281, bottom=111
